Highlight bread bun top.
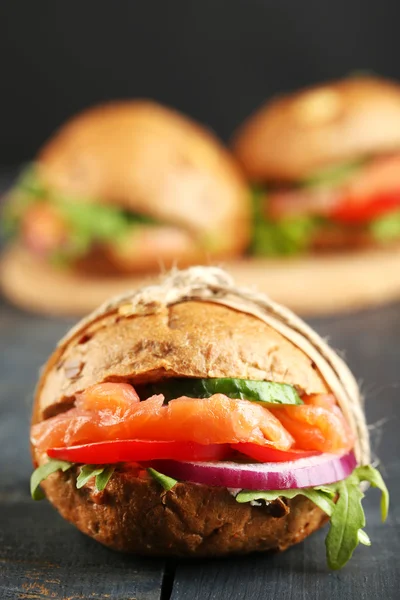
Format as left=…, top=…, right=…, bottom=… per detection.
left=232, top=76, right=400, bottom=182
left=37, top=100, right=249, bottom=248
left=33, top=300, right=327, bottom=424
left=32, top=266, right=368, bottom=465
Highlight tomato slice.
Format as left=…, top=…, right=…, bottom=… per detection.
left=47, top=439, right=230, bottom=464
left=330, top=191, right=400, bottom=223
left=231, top=442, right=321, bottom=462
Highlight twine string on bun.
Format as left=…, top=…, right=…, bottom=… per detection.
left=61, top=266, right=370, bottom=466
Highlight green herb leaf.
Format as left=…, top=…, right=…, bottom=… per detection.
left=76, top=465, right=106, bottom=489
left=30, top=459, right=73, bottom=500
left=146, top=377, right=302, bottom=406
left=352, top=464, right=389, bottom=521
left=95, top=466, right=115, bottom=492
left=76, top=464, right=115, bottom=491
left=2, top=162, right=159, bottom=261
left=250, top=187, right=319, bottom=256
left=15, top=165, right=47, bottom=197
left=358, top=529, right=371, bottom=546
left=236, top=488, right=335, bottom=516
left=323, top=465, right=389, bottom=569
left=235, top=465, right=389, bottom=570
left=148, top=468, right=178, bottom=491
left=370, top=210, right=400, bottom=243
left=301, top=160, right=364, bottom=189
left=325, top=478, right=365, bottom=570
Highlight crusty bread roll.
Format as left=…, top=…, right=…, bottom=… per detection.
left=38, top=100, right=250, bottom=259
left=33, top=301, right=327, bottom=423
left=232, top=76, right=400, bottom=181
left=31, top=271, right=339, bottom=556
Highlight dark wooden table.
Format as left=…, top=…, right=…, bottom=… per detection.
left=1, top=171, right=399, bottom=599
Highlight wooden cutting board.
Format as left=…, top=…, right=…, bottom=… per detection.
left=2, top=243, right=400, bottom=316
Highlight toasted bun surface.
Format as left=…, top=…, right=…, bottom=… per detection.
left=33, top=300, right=327, bottom=423
left=37, top=100, right=250, bottom=256
left=40, top=467, right=327, bottom=557
left=232, top=76, right=400, bottom=182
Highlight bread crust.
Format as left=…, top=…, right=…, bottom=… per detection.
left=40, top=467, right=328, bottom=557
left=232, top=76, right=400, bottom=181
left=37, top=100, right=250, bottom=256
left=33, top=300, right=327, bottom=423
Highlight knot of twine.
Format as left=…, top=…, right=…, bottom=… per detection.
left=65, top=266, right=370, bottom=466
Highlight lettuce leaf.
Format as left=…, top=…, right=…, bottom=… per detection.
left=3, top=164, right=158, bottom=261
left=236, top=465, right=389, bottom=570
left=301, top=160, right=364, bottom=189
left=250, top=187, right=319, bottom=256
left=370, top=210, right=400, bottom=242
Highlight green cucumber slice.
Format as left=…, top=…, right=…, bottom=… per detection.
left=146, top=377, right=302, bottom=406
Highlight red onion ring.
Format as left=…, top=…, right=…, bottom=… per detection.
left=149, top=450, right=357, bottom=490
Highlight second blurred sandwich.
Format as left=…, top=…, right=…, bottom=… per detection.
left=232, top=76, right=400, bottom=255
left=2, top=100, right=250, bottom=313
left=5, top=101, right=250, bottom=273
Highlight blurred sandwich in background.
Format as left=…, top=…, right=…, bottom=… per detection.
left=227, top=75, right=400, bottom=314
left=1, top=101, right=250, bottom=314
left=232, top=75, right=400, bottom=256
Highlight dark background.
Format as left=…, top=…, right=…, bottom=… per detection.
left=1, top=1, right=400, bottom=165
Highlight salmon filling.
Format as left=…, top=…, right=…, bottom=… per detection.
left=31, top=382, right=354, bottom=457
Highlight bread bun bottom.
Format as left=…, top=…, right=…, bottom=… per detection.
left=42, top=468, right=327, bottom=557
left=3, top=243, right=400, bottom=316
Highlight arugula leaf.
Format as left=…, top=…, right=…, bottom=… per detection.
left=325, top=478, right=365, bottom=569
left=148, top=468, right=178, bottom=491
left=324, top=465, right=389, bottom=569
left=76, top=465, right=106, bottom=489
left=30, top=459, right=73, bottom=500
left=352, top=464, right=389, bottom=521
left=236, top=488, right=335, bottom=517
left=95, top=466, right=115, bottom=492
left=76, top=464, right=116, bottom=492
left=31, top=461, right=115, bottom=499
left=358, top=529, right=371, bottom=546
left=235, top=465, right=389, bottom=570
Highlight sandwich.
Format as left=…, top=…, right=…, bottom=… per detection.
left=232, top=75, right=400, bottom=255
left=29, top=266, right=388, bottom=568
left=1, top=101, right=249, bottom=314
